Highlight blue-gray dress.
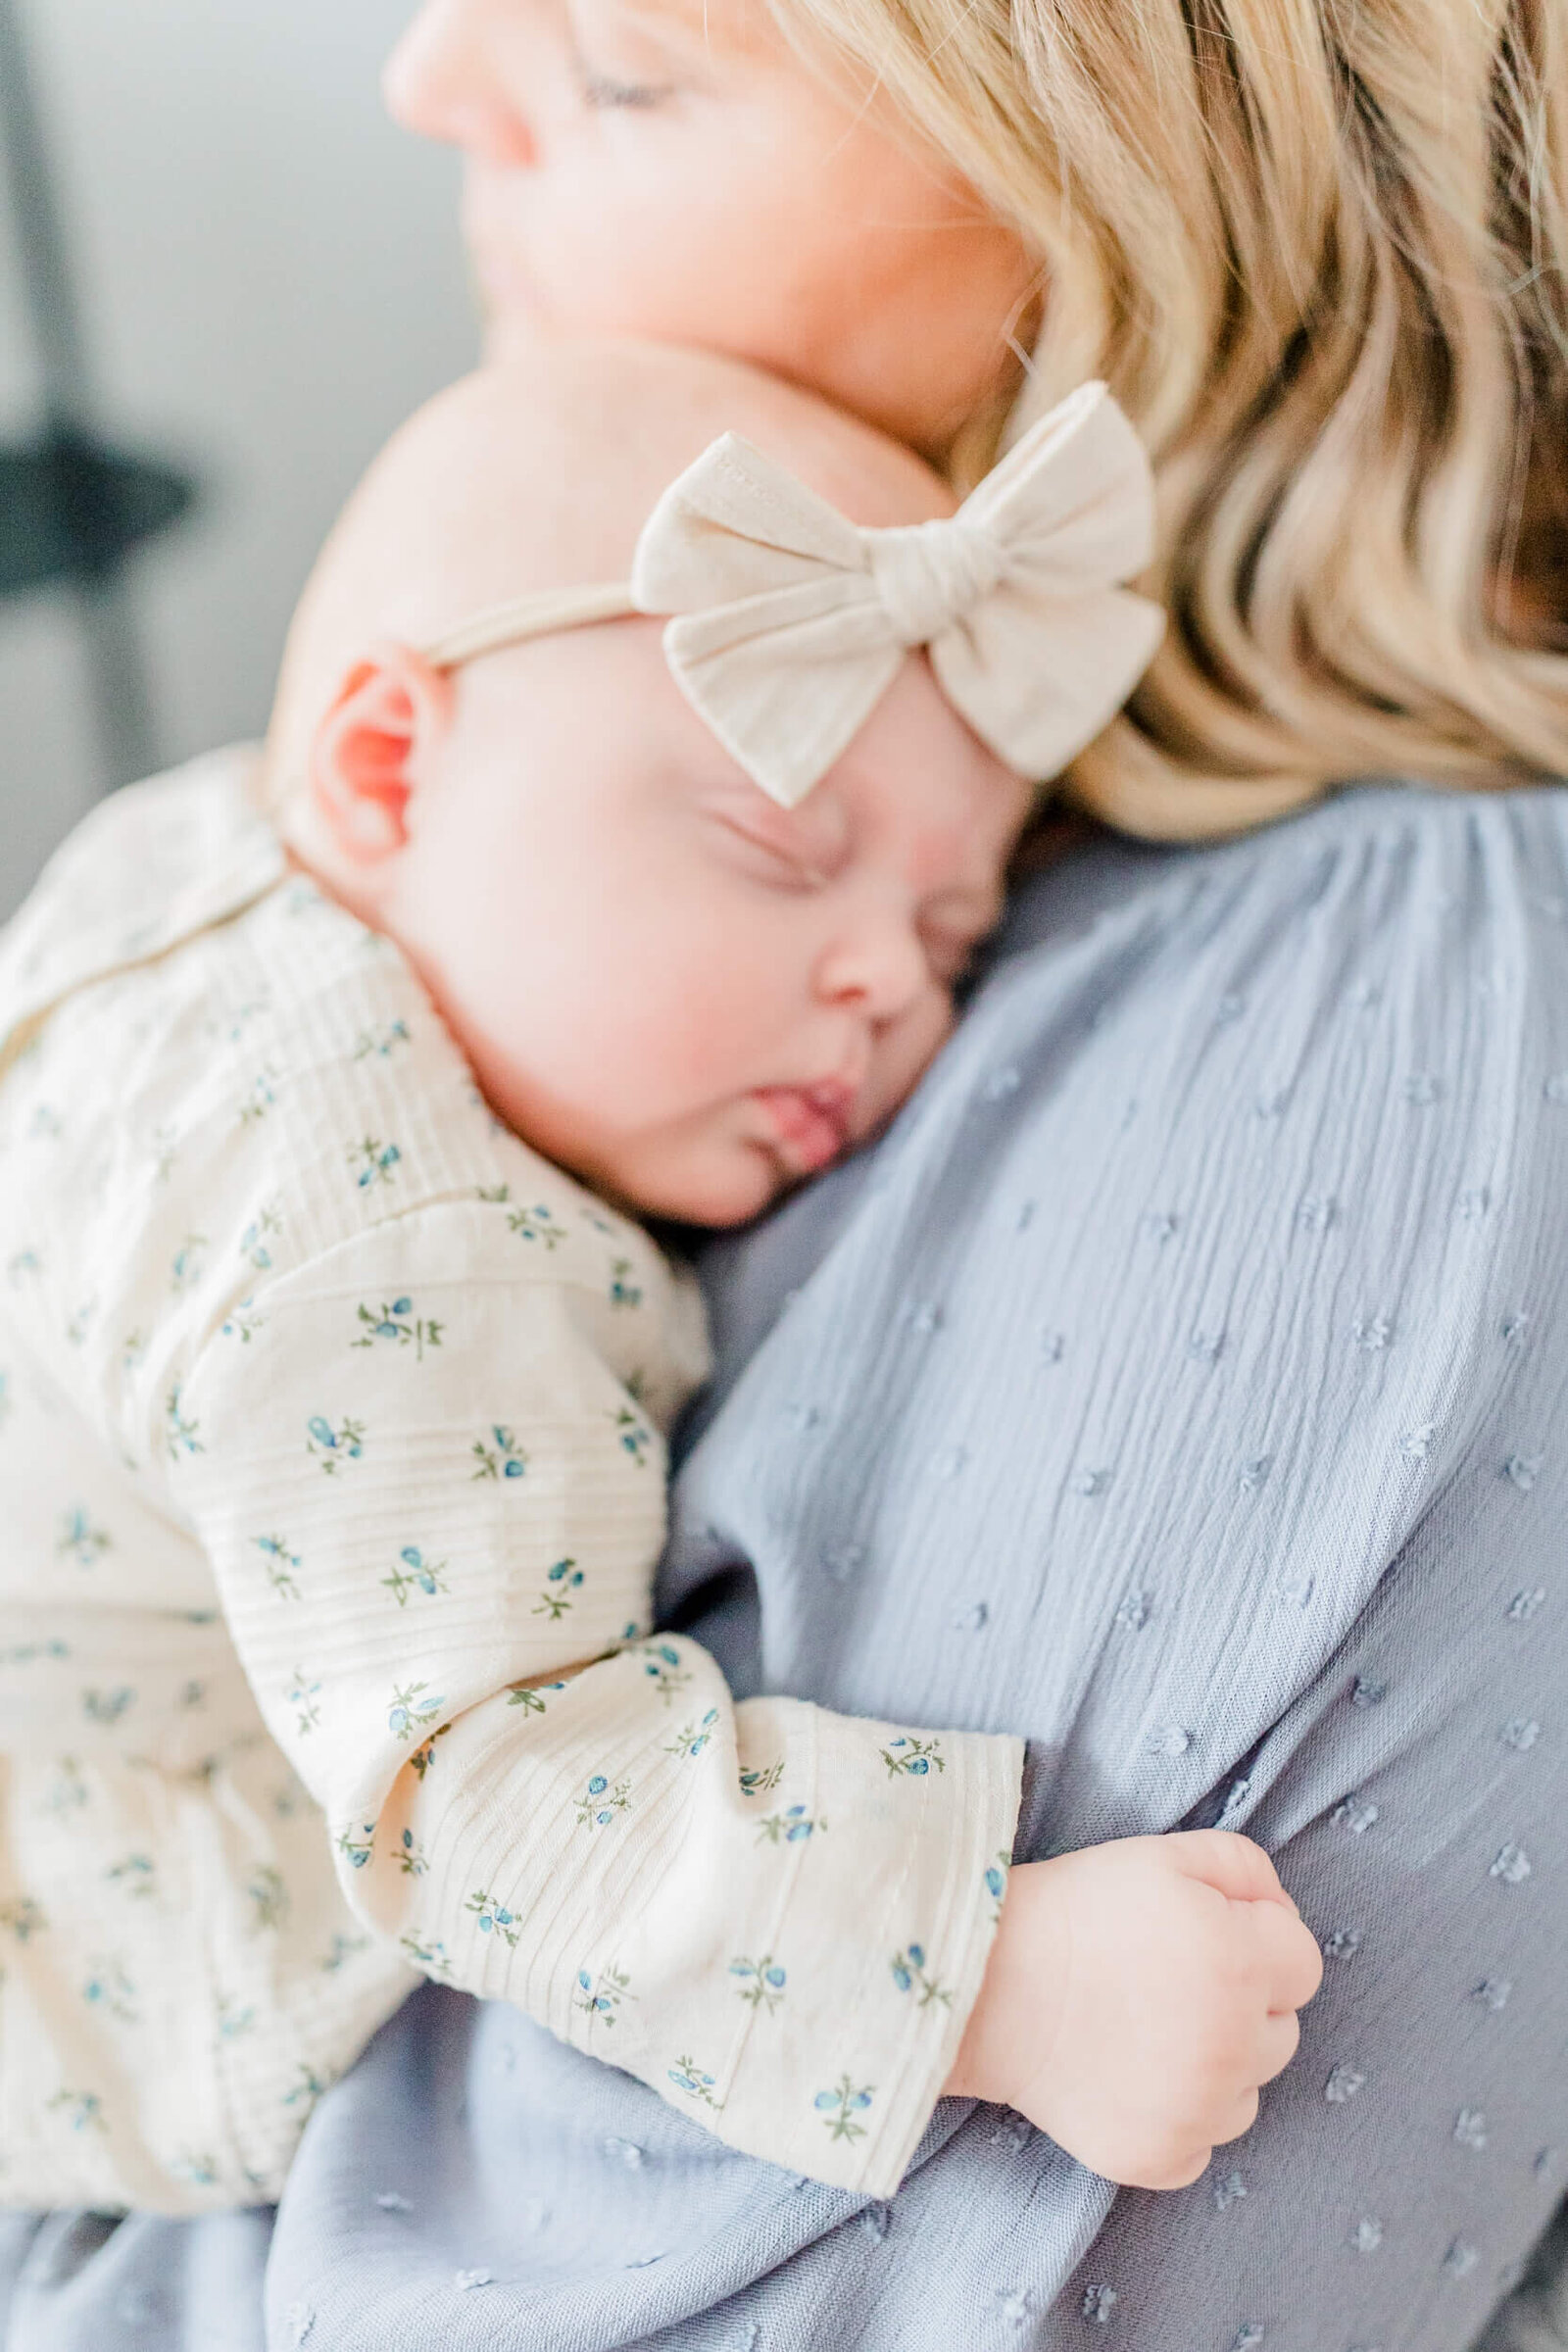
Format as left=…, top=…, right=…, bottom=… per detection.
left=7, top=782, right=1568, bottom=2352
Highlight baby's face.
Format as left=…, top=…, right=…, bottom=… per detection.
left=387, top=620, right=1030, bottom=1225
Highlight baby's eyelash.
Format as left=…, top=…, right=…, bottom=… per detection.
left=582, top=70, right=673, bottom=108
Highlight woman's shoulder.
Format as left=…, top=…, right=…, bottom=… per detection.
left=997, top=781, right=1568, bottom=1035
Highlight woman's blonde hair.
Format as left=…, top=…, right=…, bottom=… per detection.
left=777, top=0, right=1568, bottom=835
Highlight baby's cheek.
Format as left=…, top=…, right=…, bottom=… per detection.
left=868, top=993, right=956, bottom=1126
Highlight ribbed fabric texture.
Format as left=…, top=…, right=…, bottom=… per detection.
left=0, top=754, right=1017, bottom=2216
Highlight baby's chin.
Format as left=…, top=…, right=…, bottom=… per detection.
left=602, top=1141, right=802, bottom=1234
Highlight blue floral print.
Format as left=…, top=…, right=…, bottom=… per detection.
left=466, top=1888, right=519, bottom=1946
left=609, top=1258, right=643, bottom=1309
left=46, top=2090, right=105, bottom=2135
left=985, top=1850, right=1010, bottom=1924
left=337, top=1823, right=376, bottom=1871
left=239, top=1200, right=282, bottom=1270
left=665, top=1709, right=720, bottom=1761
left=349, top=1137, right=402, bottom=1189
left=1, top=1639, right=69, bottom=1666
left=408, top=1724, right=451, bottom=1777
left=507, top=1200, right=564, bottom=1250
left=400, top=1934, right=454, bottom=1977
left=890, top=1943, right=952, bottom=2006
left=471, top=1425, right=526, bottom=1480
left=283, top=2063, right=332, bottom=2115
left=387, top=1681, right=445, bottom=1740
left=0, top=1895, right=46, bottom=1941
left=47, top=1757, right=89, bottom=1816
left=814, top=2076, right=874, bottom=2144
left=170, top=1233, right=208, bottom=1292
left=396, top=1828, right=428, bottom=1878
left=104, top=1854, right=155, bottom=1900
left=612, top=1406, right=653, bottom=1465
left=170, top=2151, right=220, bottom=2188
left=288, top=1667, right=322, bottom=1736
left=221, top=1298, right=264, bottom=1344
left=82, top=1956, right=138, bottom=2023
left=215, top=989, right=271, bottom=1045
left=575, top=1961, right=633, bottom=2029
left=730, top=1956, right=787, bottom=2013
left=307, top=1414, right=366, bottom=1473
left=758, top=1804, right=826, bottom=1846
left=739, top=1760, right=785, bottom=1798
left=81, top=1688, right=134, bottom=1727
left=881, top=1735, right=946, bottom=1780
left=255, top=1534, right=302, bottom=1600
left=668, top=2055, right=723, bottom=2109
left=164, top=1385, right=203, bottom=1458
left=56, top=1506, right=110, bottom=1567
left=354, top=1298, right=442, bottom=1359
left=382, top=1547, right=449, bottom=1607
left=318, top=1933, right=369, bottom=1977
left=353, top=1019, right=411, bottom=1060
left=235, top=1066, right=278, bottom=1127
left=575, top=1773, right=633, bottom=1830
left=248, top=1867, right=289, bottom=1931
left=628, top=1642, right=690, bottom=1703
left=533, top=1557, right=583, bottom=1619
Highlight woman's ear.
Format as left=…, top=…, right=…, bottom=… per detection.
left=307, top=643, right=455, bottom=865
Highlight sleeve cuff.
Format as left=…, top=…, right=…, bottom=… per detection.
left=702, top=1695, right=1023, bottom=2196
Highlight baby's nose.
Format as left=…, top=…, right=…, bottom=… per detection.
left=815, top=915, right=933, bottom=1022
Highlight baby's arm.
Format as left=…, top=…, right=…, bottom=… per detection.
left=166, top=1199, right=1021, bottom=2199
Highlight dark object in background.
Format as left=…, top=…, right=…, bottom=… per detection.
left=0, top=430, right=190, bottom=602
left=0, top=0, right=196, bottom=789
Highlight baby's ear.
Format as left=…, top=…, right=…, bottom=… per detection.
left=308, top=643, right=454, bottom=864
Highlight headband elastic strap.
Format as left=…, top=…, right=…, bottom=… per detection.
left=423, top=579, right=638, bottom=670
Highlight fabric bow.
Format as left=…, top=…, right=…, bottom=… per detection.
left=422, top=381, right=1164, bottom=808
left=632, top=380, right=1163, bottom=806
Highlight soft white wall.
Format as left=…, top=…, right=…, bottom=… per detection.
left=0, top=0, right=478, bottom=917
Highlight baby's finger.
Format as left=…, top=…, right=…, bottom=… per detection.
left=1248, top=1897, right=1325, bottom=2011
left=1248, top=2005, right=1301, bottom=2088
left=1128, top=2142, right=1217, bottom=2193
left=1166, top=1829, right=1291, bottom=1908
left=1211, top=2085, right=1262, bottom=2149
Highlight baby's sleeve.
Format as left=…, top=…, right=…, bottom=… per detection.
left=167, top=1200, right=1021, bottom=2198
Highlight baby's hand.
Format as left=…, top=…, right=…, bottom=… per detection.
left=946, top=1830, right=1323, bottom=2188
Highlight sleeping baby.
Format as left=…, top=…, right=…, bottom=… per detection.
left=0, top=339, right=1320, bottom=2212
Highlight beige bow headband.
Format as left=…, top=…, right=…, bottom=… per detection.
left=422, top=380, right=1164, bottom=808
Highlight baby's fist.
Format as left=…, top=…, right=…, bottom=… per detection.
left=947, top=1829, right=1323, bottom=2188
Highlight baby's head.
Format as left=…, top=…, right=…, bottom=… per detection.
left=268, top=343, right=1033, bottom=1227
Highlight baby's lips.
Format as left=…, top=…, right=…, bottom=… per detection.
left=752, top=1085, right=853, bottom=1175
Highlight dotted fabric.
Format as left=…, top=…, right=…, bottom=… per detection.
left=9, top=782, right=1568, bottom=2351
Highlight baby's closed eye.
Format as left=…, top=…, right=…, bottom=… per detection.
left=706, top=810, right=827, bottom=891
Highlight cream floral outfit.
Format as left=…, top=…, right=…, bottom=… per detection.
left=0, top=752, right=1021, bottom=2215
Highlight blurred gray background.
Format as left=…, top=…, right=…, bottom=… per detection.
left=0, top=0, right=478, bottom=919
